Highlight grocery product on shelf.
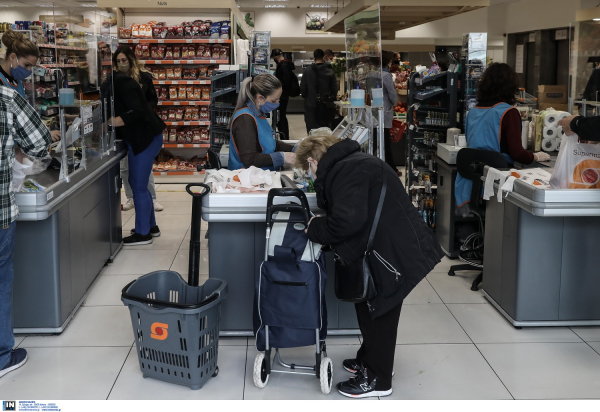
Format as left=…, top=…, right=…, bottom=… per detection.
left=152, top=149, right=207, bottom=172
left=120, top=20, right=230, bottom=40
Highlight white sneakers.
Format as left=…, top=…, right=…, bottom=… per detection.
left=153, top=200, right=164, bottom=212
left=122, top=198, right=135, bottom=211
left=122, top=199, right=164, bottom=212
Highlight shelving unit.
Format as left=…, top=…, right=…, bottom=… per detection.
left=460, top=33, right=487, bottom=126
left=119, top=39, right=232, bottom=45
left=209, top=70, right=248, bottom=151
left=405, top=70, right=459, bottom=230
left=157, top=101, right=211, bottom=106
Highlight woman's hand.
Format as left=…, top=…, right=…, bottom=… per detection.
left=305, top=216, right=315, bottom=233
left=533, top=152, right=551, bottom=162
left=558, top=115, right=577, bottom=136
left=50, top=130, right=61, bottom=142
left=283, top=152, right=296, bottom=165
left=108, top=116, right=125, bottom=128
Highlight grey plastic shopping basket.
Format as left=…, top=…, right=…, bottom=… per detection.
left=121, top=183, right=228, bottom=390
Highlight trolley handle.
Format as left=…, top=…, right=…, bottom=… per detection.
left=121, top=281, right=222, bottom=310
left=266, top=188, right=311, bottom=225
left=186, top=183, right=211, bottom=198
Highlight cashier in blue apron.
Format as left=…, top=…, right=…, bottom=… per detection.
left=229, top=74, right=296, bottom=170
left=455, top=63, right=550, bottom=207
left=0, top=29, right=61, bottom=142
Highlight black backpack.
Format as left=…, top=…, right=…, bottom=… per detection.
left=288, top=72, right=301, bottom=97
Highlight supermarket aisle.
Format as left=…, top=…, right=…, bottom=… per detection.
left=4, top=184, right=600, bottom=400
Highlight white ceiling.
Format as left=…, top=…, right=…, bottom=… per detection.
left=236, top=0, right=351, bottom=11
left=0, top=0, right=106, bottom=9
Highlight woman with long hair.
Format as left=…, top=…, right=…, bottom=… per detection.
left=229, top=74, right=295, bottom=170
left=106, top=45, right=166, bottom=245
left=454, top=63, right=550, bottom=207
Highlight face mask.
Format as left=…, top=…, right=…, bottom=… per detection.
left=117, top=61, right=130, bottom=73
left=10, top=57, right=32, bottom=80
left=259, top=100, right=279, bottom=114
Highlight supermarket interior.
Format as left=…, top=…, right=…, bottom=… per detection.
left=2, top=0, right=600, bottom=404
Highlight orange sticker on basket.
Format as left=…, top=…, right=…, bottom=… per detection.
left=151, top=322, right=169, bottom=340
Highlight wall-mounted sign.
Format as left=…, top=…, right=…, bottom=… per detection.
left=528, top=32, right=536, bottom=43
left=515, top=44, right=524, bottom=74
left=555, top=29, right=568, bottom=41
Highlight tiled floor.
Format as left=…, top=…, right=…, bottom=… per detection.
left=5, top=180, right=600, bottom=400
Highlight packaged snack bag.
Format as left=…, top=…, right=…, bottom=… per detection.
left=178, top=86, right=187, bottom=100
left=176, top=108, right=184, bottom=120
left=173, top=66, right=182, bottom=79
left=186, top=86, right=194, bottom=100
left=173, top=46, right=181, bottom=59
left=169, top=86, right=178, bottom=100
left=165, top=46, right=173, bottom=59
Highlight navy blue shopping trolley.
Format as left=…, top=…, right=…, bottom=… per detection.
left=252, top=188, right=332, bottom=394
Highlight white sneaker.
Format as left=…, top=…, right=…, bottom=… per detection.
left=122, top=198, right=134, bottom=211
left=153, top=200, right=164, bottom=212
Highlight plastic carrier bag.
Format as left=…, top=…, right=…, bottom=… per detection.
left=550, top=134, right=600, bottom=189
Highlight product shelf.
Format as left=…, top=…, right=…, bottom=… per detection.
left=38, top=43, right=88, bottom=51
left=165, top=121, right=210, bottom=126
left=153, top=80, right=211, bottom=85
left=40, top=64, right=78, bottom=68
left=120, top=39, right=232, bottom=44
left=101, top=61, right=112, bottom=66
left=415, top=88, right=447, bottom=101
left=153, top=171, right=205, bottom=176
left=157, top=101, right=211, bottom=106
left=163, top=143, right=210, bottom=148
left=415, top=71, right=447, bottom=86
left=141, top=60, right=228, bottom=65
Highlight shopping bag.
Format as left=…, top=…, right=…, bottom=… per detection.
left=389, top=119, right=406, bottom=143
left=550, top=134, right=600, bottom=189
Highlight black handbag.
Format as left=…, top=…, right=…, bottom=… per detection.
left=334, top=169, right=387, bottom=303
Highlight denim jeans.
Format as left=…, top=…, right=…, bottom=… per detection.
left=0, top=222, right=17, bottom=369
left=126, top=133, right=163, bottom=235
left=120, top=156, right=156, bottom=201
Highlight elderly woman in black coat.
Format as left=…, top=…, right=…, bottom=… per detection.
left=297, top=135, right=444, bottom=398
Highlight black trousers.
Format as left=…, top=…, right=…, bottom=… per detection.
left=372, top=128, right=396, bottom=170
left=277, top=97, right=290, bottom=140
left=305, top=103, right=336, bottom=133
left=355, top=300, right=403, bottom=391
left=305, top=108, right=319, bottom=134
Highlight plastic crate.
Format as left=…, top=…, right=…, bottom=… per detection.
left=210, top=105, right=235, bottom=129
left=210, top=128, right=229, bottom=150
left=122, top=271, right=228, bottom=390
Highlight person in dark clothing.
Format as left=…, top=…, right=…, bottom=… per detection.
left=455, top=63, right=550, bottom=206
left=296, top=135, right=444, bottom=398
left=271, top=48, right=297, bottom=140
left=229, top=74, right=295, bottom=170
left=301, top=49, right=338, bottom=133
left=559, top=114, right=600, bottom=141
left=104, top=46, right=166, bottom=245
left=324, top=49, right=334, bottom=64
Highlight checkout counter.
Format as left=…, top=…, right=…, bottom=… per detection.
left=482, top=166, right=600, bottom=327
left=12, top=101, right=127, bottom=334
left=201, top=170, right=360, bottom=336
left=436, top=142, right=600, bottom=327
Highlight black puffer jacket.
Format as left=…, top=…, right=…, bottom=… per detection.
left=300, top=62, right=337, bottom=109
left=307, top=139, right=444, bottom=319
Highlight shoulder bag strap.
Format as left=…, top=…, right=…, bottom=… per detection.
left=366, top=164, right=388, bottom=253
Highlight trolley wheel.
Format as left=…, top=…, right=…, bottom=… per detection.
left=448, top=270, right=455, bottom=276
left=212, top=366, right=219, bottom=377
left=253, top=352, right=270, bottom=389
left=319, top=357, right=333, bottom=394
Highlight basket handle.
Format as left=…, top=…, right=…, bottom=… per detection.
left=186, top=183, right=211, bottom=198
left=121, top=280, right=221, bottom=310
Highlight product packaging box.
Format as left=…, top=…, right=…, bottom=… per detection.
left=538, top=85, right=568, bottom=105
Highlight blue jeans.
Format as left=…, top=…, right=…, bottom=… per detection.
left=0, top=222, right=17, bottom=369
left=126, top=133, right=163, bottom=235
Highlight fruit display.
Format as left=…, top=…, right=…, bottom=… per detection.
left=306, top=14, right=327, bottom=32
left=394, top=103, right=407, bottom=115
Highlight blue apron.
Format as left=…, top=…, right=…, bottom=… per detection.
left=229, top=106, right=277, bottom=171
left=0, top=71, right=26, bottom=99
left=455, top=103, right=515, bottom=206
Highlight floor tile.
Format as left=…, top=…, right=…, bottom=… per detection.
left=102, top=249, right=178, bottom=276
left=384, top=344, right=512, bottom=400
left=397, top=304, right=471, bottom=344
left=123, top=215, right=190, bottom=250
left=403, top=279, right=443, bottom=305
left=323, top=335, right=361, bottom=345
left=156, top=184, right=190, bottom=192
left=243, top=345, right=375, bottom=400
left=588, top=341, right=600, bottom=355
left=108, top=346, right=246, bottom=400
left=149, top=201, right=195, bottom=215
left=570, top=327, right=600, bottom=342
left=447, top=304, right=583, bottom=344
left=430, top=256, right=456, bottom=273
left=478, top=343, right=600, bottom=399
left=13, top=335, right=26, bottom=348
left=154, top=191, right=194, bottom=202
left=22, top=306, right=134, bottom=347
left=84, top=275, right=140, bottom=307
left=427, top=271, right=487, bottom=304
left=171, top=250, right=209, bottom=275
left=0, top=346, right=130, bottom=399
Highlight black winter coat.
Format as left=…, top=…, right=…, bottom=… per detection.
left=300, top=62, right=338, bottom=109
left=307, top=139, right=444, bottom=319
left=275, top=59, right=297, bottom=99
left=102, top=71, right=165, bottom=155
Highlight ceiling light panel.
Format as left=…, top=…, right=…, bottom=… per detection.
left=265, top=4, right=286, bottom=7
left=311, top=4, right=332, bottom=7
